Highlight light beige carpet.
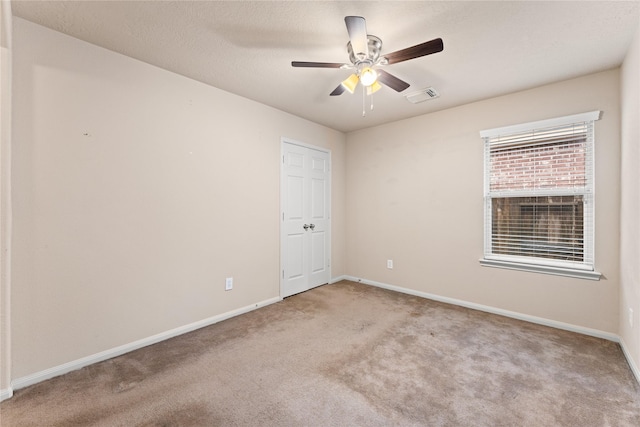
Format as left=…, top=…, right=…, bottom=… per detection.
left=2, top=280, right=639, bottom=426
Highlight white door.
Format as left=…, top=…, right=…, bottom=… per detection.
left=281, top=140, right=331, bottom=298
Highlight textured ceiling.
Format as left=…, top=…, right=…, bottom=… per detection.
left=11, top=0, right=640, bottom=133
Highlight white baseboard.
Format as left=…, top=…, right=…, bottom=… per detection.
left=345, top=276, right=640, bottom=383
left=0, top=386, right=13, bottom=402
left=10, top=296, right=282, bottom=393
left=619, top=337, right=640, bottom=384
left=345, top=276, right=620, bottom=342
left=7, top=278, right=640, bottom=395
left=339, top=276, right=640, bottom=384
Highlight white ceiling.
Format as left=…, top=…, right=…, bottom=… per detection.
left=11, top=0, right=640, bottom=133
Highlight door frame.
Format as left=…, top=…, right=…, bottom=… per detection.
left=280, top=137, right=331, bottom=298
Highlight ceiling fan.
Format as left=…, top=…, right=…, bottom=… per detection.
left=292, top=16, right=444, bottom=97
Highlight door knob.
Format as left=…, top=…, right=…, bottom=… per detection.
left=309, top=224, right=315, bottom=230
left=303, top=224, right=310, bottom=230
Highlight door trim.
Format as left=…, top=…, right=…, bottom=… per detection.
left=280, top=137, right=331, bottom=298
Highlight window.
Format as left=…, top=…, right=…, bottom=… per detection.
left=480, top=111, right=601, bottom=280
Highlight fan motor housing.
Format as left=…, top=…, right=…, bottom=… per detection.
left=347, top=35, right=382, bottom=64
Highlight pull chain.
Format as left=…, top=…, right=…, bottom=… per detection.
left=362, top=85, right=366, bottom=117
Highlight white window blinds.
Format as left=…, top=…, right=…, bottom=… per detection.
left=481, top=111, right=600, bottom=274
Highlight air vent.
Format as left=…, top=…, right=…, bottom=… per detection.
left=405, top=87, right=440, bottom=104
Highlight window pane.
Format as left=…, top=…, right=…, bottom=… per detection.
left=491, top=196, right=584, bottom=262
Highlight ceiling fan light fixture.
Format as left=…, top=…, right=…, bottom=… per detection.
left=292, top=16, right=445, bottom=111
left=359, top=67, right=377, bottom=87
left=341, top=73, right=359, bottom=94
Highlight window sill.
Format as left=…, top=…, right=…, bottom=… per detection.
left=479, top=258, right=602, bottom=281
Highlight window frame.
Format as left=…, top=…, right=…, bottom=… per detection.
left=479, top=111, right=602, bottom=280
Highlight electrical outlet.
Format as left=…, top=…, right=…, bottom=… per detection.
left=629, top=308, right=634, bottom=328
left=225, top=277, right=233, bottom=291
left=387, top=260, right=393, bottom=269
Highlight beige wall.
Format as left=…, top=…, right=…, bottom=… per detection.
left=11, top=18, right=346, bottom=379
left=0, top=0, right=12, bottom=395
left=619, top=22, right=640, bottom=374
left=346, top=69, right=621, bottom=334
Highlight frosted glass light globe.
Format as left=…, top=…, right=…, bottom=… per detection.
left=359, top=68, right=377, bottom=87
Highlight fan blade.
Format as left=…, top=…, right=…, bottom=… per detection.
left=384, top=38, right=444, bottom=64
left=376, top=69, right=410, bottom=92
left=345, top=16, right=368, bottom=58
left=291, top=61, right=344, bottom=68
left=330, top=84, right=346, bottom=96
